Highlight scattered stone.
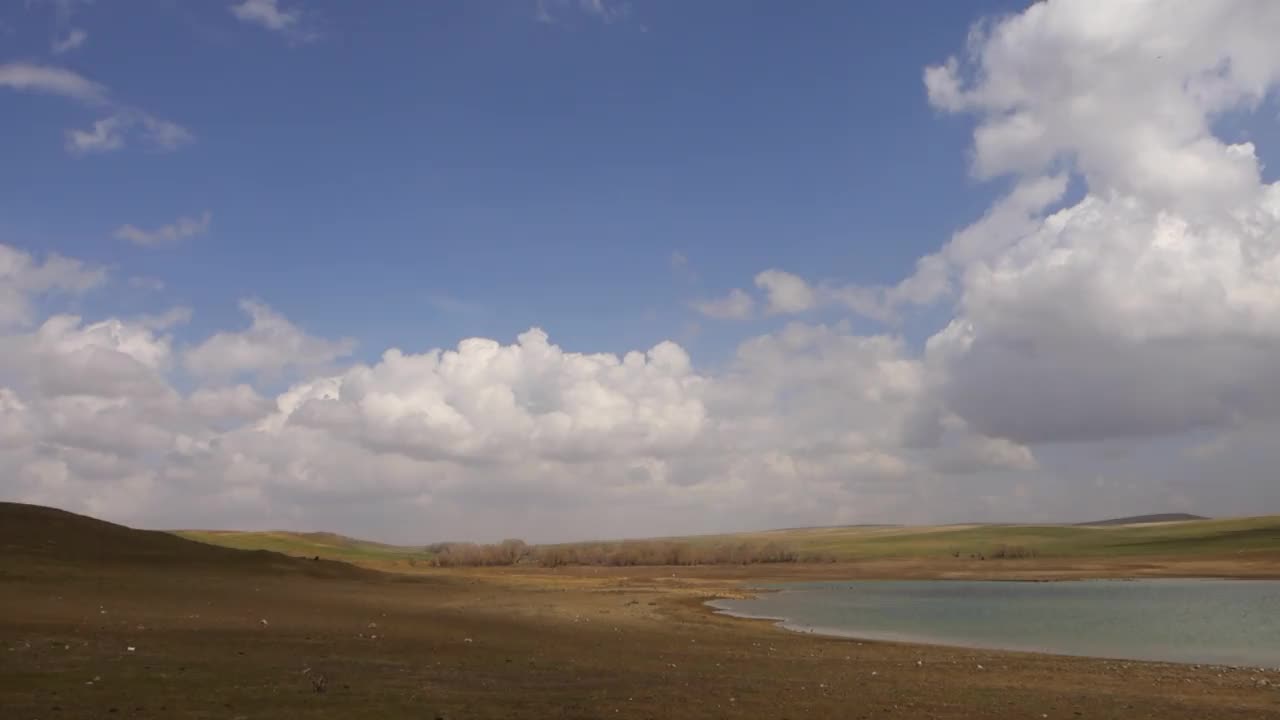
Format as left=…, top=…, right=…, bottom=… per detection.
left=259, top=619, right=269, bottom=628
left=126, top=646, right=135, bottom=653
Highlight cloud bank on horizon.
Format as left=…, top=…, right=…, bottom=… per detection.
left=3, top=0, right=1280, bottom=542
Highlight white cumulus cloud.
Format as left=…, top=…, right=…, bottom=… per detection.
left=536, top=0, right=630, bottom=25
left=754, top=269, right=816, bottom=315
left=189, top=384, right=272, bottom=421
left=230, top=0, right=318, bottom=42
left=0, top=62, right=191, bottom=154
left=51, top=28, right=87, bottom=54
left=708, top=1, right=1280, bottom=449
left=115, top=212, right=212, bottom=247
left=0, top=62, right=105, bottom=103
left=8, top=0, right=1280, bottom=541
left=921, top=0, right=1280, bottom=444
left=0, top=244, right=105, bottom=328
left=693, top=288, right=754, bottom=320
left=184, top=300, right=355, bottom=380
left=0, top=245, right=1032, bottom=540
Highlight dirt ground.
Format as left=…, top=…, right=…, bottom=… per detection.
left=3, top=554, right=1280, bottom=719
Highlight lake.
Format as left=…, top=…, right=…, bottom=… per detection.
left=708, top=579, right=1280, bottom=667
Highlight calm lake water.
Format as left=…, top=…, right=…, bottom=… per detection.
left=708, top=579, right=1280, bottom=666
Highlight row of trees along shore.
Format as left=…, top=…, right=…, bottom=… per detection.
left=425, top=538, right=837, bottom=568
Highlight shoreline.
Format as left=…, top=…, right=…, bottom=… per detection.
left=695, top=576, right=1280, bottom=671
left=467, top=551, right=1280, bottom=584
left=703, top=602, right=1278, bottom=671
left=7, top=555, right=1280, bottom=718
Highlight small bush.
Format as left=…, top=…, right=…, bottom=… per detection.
left=426, top=537, right=815, bottom=568
left=429, top=540, right=533, bottom=567
left=990, top=544, right=1037, bottom=559
left=534, top=539, right=810, bottom=567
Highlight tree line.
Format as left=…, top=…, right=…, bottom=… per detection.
left=426, top=538, right=834, bottom=568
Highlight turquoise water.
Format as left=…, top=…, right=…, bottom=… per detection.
left=708, top=579, right=1280, bottom=666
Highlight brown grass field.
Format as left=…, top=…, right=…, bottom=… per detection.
left=4, top=502, right=1280, bottom=719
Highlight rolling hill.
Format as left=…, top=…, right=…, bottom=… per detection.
left=171, top=511, right=1280, bottom=567
left=681, top=516, right=1280, bottom=560
left=9, top=501, right=1270, bottom=571
left=174, top=528, right=435, bottom=568
left=1076, top=513, right=1208, bottom=526
left=0, top=502, right=370, bottom=578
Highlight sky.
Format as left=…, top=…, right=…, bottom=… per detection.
left=3, top=0, right=1280, bottom=543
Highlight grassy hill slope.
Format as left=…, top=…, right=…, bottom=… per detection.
left=173, top=513, right=1280, bottom=567
left=682, top=515, right=1280, bottom=560
left=175, top=529, right=434, bottom=569
left=1076, top=513, right=1208, bottom=526
left=0, top=502, right=370, bottom=578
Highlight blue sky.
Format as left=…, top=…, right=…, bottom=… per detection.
left=4, top=0, right=1280, bottom=541
left=2, top=0, right=1019, bottom=366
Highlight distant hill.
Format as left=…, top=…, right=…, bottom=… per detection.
left=175, top=529, right=433, bottom=568
left=0, top=502, right=370, bottom=578
left=760, top=523, right=903, bottom=533
left=655, top=514, right=1279, bottom=561
left=1076, top=513, right=1208, bottom=527
left=188, top=513, right=1278, bottom=565
left=7, top=502, right=1274, bottom=572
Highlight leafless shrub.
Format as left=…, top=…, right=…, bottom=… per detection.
left=429, top=541, right=534, bottom=567
left=424, top=535, right=830, bottom=568
left=436, top=538, right=817, bottom=567
left=990, top=544, right=1037, bottom=559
